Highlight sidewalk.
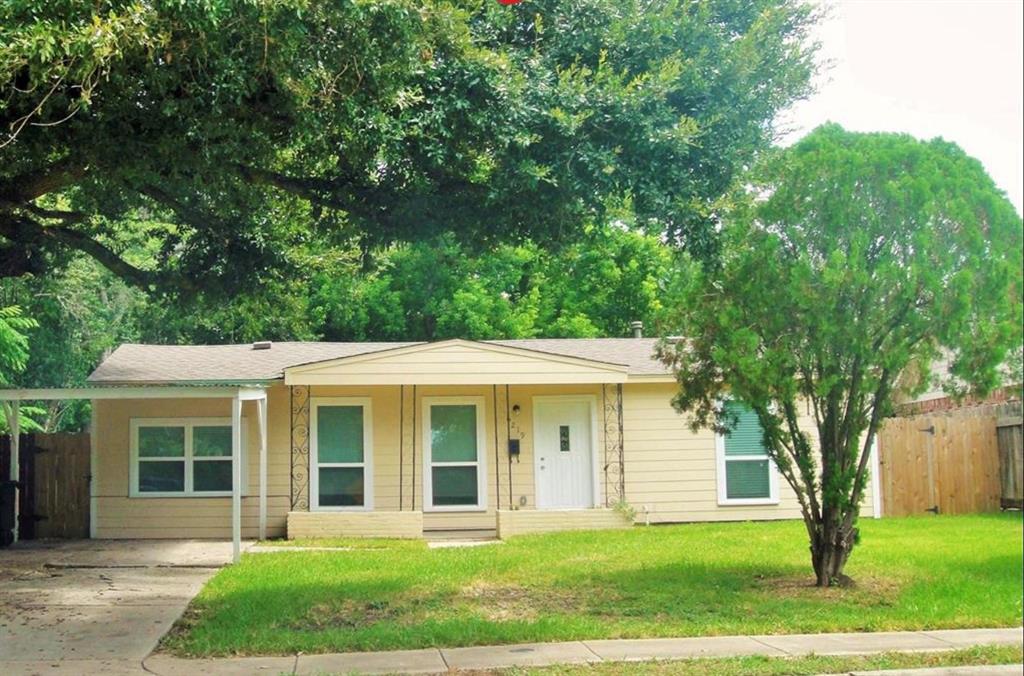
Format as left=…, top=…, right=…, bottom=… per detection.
left=3, top=627, right=1020, bottom=675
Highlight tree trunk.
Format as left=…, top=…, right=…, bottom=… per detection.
left=809, top=519, right=858, bottom=587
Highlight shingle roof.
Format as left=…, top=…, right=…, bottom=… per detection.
left=87, top=338, right=669, bottom=384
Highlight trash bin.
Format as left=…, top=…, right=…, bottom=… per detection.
left=0, top=479, right=18, bottom=547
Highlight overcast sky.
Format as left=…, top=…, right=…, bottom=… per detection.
left=779, top=0, right=1024, bottom=213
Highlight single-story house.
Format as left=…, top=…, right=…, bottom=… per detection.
left=1, top=337, right=880, bottom=559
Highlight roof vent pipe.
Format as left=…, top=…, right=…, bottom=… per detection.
left=252, top=341, right=272, bottom=351
left=630, top=321, right=643, bottom=339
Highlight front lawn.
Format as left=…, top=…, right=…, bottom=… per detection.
left=165, top=513, right=1023, bottom=656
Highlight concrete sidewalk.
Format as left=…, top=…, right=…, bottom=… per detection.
left=2, top=627, right=1020, bottom=675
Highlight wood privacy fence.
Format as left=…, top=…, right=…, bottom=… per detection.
left=0, top=433, right=90, bottom=540
left=878, top=401, right=1023, bottom=517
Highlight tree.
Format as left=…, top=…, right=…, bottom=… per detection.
left=2, top=0, right=818, bottom=296
left=0, top=305, right=36, bottom=384
left=0, top=257, right=145, bottom=430
left=312, top=226, right=671, bottom=341
left=0, top=304, right=42, bottom=433
left=658, top=124, right=1024, bottom=586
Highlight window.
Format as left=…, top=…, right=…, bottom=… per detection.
left=130, top=418, right=241, bottom=497
left=311, top=398, right=373, bottom=510
left=423, top=398, right=486, bottom=510
left=716, top=402, right=778, bottom=505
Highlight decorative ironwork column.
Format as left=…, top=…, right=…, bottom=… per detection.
left=602, top=383, right=625, bottom=506
left=290, top=385, right=311, bottom=510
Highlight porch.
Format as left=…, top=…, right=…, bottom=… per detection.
left=283, top=382, right=633, bottom=539
left=281, top=340, right=636, bottom=539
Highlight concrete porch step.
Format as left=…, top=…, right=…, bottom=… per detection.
left=422, top=528, right=497, bottom=542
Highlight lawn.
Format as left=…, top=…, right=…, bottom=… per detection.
left=164, top=513, right=1023, bottom=656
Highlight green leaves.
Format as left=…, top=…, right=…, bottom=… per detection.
left=2, top=0, right=818, bottom=293
left=0, top=305, right=37, bottom=385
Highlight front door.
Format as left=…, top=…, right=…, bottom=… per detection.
left=534, top=398, right=594, bottom=509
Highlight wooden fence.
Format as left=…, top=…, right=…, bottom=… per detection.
left=997, top=414, right=1023, bottom=509
left=878, top=401, right=1023, bottom=517
left=1, top=433, right=90, bottom=540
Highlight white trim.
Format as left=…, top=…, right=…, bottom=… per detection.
left=128, top=417, right=247, bottom=498
left=422, top=396, right=488, bottom=512
left=715, top=423, right=780, bottom=507
left=231, top=395, right=242, bottom=564
left=3, top=400, right=20, bottom=543
left=624, top=374, right=676, bottom=383
left=309, top=397, right=374, bottom=511
left=0, top=386, right=267, bottom=401
left=531, top=395, right=601, bottom=510
left=871, top=436, right=882, bottom=518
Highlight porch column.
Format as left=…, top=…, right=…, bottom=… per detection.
left=257, top=395, right=268, bottom=540
left=3, top=400, right=19, bottom=543
left=231, top=394, right=242, bottom=563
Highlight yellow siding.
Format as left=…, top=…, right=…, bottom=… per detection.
left=496, top=509, right=631, bottom=538
left=92, top=380, right=877, bottom=540
left=287, top=511, right=422, bottom=539
left=93, top=384, right=291, bottom=539
left=288, top=342, right=626, bottom=385
left=622, top=383, right=878, bottom=523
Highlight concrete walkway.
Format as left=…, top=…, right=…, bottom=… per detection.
left=3, top=627, right=1016, bottom=675
left=0, top=539, right=249, bottom=674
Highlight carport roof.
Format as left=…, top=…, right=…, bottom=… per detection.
left=85, top=338, right=671, bottom=385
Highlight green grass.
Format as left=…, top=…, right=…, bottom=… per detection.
left=511, top=645, right=1024, bottom=675
left=165, top=513, right=1023, bottom=656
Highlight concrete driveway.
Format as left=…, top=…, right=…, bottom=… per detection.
left=0, top=540, right=242, bottom=675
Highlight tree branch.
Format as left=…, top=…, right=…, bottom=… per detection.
left=0, top=213, right=160, bottom=289
left=0, top=160, right=87, bottom=205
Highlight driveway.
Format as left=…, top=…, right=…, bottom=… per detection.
left=0, top=540, right=242, bottom=675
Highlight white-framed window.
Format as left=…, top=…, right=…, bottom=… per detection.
left=310, top=397, right=373, bottom=510
left=715, top=401, right=779, bottom=506
left=129, top=418, right=245, bottom=497
left=422, top=396, right=487, bottom=511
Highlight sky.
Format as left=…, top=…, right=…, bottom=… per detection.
left=779, top=0, right=1024, bottom=213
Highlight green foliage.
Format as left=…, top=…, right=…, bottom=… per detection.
left=659, top=124, right=1024, bottom=584
left=313, top=226, right=672, bottom=341
left=1, top=0, right=818, bottom=294
left=0, top=258, right=145, bottom=430
left=0, top=305, right=37, bottom=384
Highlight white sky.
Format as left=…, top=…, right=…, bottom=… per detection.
left=778, top=0, right=1024, bottom=213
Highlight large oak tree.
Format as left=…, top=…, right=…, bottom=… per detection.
left=1, top=0, right=817, bottom=295
left=659, top=124, right=1023, bottom=586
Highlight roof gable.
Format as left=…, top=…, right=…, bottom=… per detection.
left=284, top=339, right=629, bottom=385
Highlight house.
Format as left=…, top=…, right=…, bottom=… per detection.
left=1, top=337, right=881, bottom=559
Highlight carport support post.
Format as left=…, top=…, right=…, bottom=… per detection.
left=257, top=396, right=267, bottom=540
left=3, top=400, right=19, bottom=543
left=231, top=394, right=242, bottom=563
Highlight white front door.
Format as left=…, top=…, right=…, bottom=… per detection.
left=534, top=398, right=595, bottom=509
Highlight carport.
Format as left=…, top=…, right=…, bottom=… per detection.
left=0, top=385, right=268, bottom=562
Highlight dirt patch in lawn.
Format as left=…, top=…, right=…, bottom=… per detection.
left=458, top=581, right=588, bottom=622
left=283, top=598, right=408, bottom=631
left=754, top=573, right=903, bottom=606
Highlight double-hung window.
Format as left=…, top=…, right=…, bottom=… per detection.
left=424, top=398, right=486, bottom=510
left=131, top=418, right=240, bottom=496
left=716, top=402, right=778, bottom=505
left=311, top=398, right=373, bottom=510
